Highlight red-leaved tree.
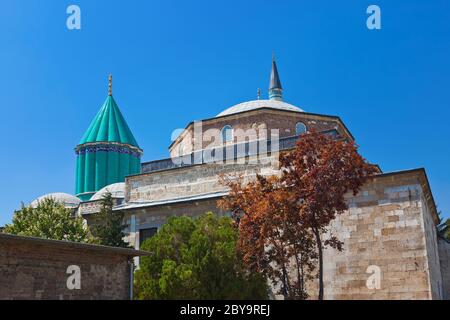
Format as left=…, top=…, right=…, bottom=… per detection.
left=219, top=174, right=317, bottom=299
left=219, top=130, right=376, bottom=299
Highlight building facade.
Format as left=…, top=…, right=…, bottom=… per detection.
left=32, top=58, right=450, bottom=299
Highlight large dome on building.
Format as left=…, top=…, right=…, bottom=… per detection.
left=31, top=193, right=81, bottom=209
left=91, top=182, right=126, bottom=201
left=216, top=99, right=303, bottom=117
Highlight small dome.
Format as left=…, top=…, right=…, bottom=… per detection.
left=31, top=193, right=81, bottom=209
left=91, top=182, right=126, bottom=201
left=217, top=100, right=303, bottom=117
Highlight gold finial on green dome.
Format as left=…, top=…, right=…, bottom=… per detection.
left=108, top=74, right=113, bottom=96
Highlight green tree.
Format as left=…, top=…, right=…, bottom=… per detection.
left=438, top=218, right=450, bottom=241
left=134, top=212, right=268, bottom=300
left=90, top=192, right=129, bottom=248
left=4, top=198, right=88, bottom=242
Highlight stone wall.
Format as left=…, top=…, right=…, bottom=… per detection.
left=169, top=109, right=350, bottom=157
left=438, top=238, right=450, bottom=299
left=126, top=154, right=278, bottom=203
left=78, top=198, right=123, bottom=216
left=308, top=170, right=442, bottom=300
left=0, top=234, right=144, bottom=300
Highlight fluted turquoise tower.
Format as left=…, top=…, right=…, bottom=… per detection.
left=75, top=75, right=143, bottom=201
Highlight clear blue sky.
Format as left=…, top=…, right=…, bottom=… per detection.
left=1, top=0, right=449, bottom=225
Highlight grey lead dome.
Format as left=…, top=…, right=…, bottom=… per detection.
left=30, top=193, right=81, bottom=209
left=216, top=99, right=304, bottom=117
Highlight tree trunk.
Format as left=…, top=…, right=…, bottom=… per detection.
left=313, top=228, right=324, bottom=300
left=282, top=263, right=292, bottom=300
left=294, top=253, right=304, bottom=299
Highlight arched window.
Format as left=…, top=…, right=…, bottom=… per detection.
left=221, top=125, right=233, bottom=143
left=295, top=122, right=307, bottom=135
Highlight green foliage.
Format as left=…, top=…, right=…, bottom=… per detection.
left=134, top=212, right=268, bottom=300
left=3, top=198, right=88, bottom=242
left=90, top=192, right=129, bottom=248
left=438, top=218, right=450, bottom=241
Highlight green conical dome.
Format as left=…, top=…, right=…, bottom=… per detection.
left=75, top=89, right=143, bottom=202
left=79, top=95, right=140, bottom=148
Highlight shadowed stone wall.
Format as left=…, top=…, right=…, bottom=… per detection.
left=438, top=238, right=450, bottom=299
left=0, top=234, right=142, bottom=300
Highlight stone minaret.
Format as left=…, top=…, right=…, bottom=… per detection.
left=75, top=75, right=143, bottom=201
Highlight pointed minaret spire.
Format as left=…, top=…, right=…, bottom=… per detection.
left=108, top=74, right=113, bottom=96
left=269, top=54, right=283, bottom=101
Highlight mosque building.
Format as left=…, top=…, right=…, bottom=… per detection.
left=31, top=58, right=450, bottom=300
